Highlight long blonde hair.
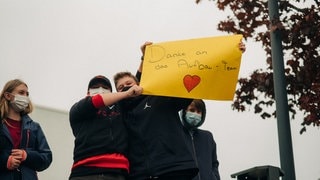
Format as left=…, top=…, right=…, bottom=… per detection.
left=0, top=79, right=33, bottom=119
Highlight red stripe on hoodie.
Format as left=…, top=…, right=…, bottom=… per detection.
left=72, top=153, right=129, bottom=172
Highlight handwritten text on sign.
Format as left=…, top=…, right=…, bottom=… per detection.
left=140, top=34, right=243, bottom=100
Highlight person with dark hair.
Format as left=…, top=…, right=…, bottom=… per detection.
left=113, top=71, right=198, bottom=180
left=0, top=79, right=52, bottom=180
left=180, top=99, right=220, bottom=180
left=69, top=75, right=142, bottom=180
left=113, top=40, right=244, bottom=180
left=113, top=42, right=199, bottom=180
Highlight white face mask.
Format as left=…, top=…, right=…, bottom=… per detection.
left=88, top=87, right=111, bottom=96
left=10, top=94, right=30, bottom=112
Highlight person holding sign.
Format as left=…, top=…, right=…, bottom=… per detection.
left=114, top=44, right=199, bottom=179
left=113, top=70, right=197, bottom=180
left=114, top=39, right=245, bottom=180
left=179, top=99, right=220, bottom=180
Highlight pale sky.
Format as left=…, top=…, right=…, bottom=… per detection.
left=1, top=0, right=319, bottom=179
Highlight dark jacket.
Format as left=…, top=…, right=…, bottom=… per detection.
left=185, top=129, right=220, bottom=180
left=121, top=95, right=198, bottom=180
left=0, top=115, right=52, bottom=180
left=69, top=95, right=128, bottom=178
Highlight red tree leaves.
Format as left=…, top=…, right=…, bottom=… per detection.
left=196, top=0, right=320, bottom=133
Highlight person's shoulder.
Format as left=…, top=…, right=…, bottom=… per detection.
left=22, top=114, right=34, bottom=122
left=197, top=129, right=213, bottom=136
left=70, top=96, right=92, bottom=109
left=198, top=128, right=210, bottom=132
left=22, top=115, right=41, bottom=127
left=157, top=96, right=192, bottom=106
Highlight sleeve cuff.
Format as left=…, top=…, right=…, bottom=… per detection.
left=7, top=156, right=14, bottom=170
left=91, top=94, right=105, bottom=108
left=21, top=150, right=27, bottom=161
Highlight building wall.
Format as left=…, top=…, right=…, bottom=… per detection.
left=30, top=105, right=73, bottom=180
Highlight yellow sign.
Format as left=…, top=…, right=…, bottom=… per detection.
left=140, top=34, right=243, bottom=100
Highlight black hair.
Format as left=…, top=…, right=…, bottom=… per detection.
left=182, top=99, right=206, bottom=129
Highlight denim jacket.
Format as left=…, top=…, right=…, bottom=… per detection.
left=0, top=115, right=52, bottom=180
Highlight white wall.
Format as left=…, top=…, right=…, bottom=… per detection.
left=30, top=105, right=73, bottom=180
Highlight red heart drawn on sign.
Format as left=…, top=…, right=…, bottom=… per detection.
left=183, top=75, right=201, bottom=92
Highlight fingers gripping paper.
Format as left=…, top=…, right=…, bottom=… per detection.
left=140, top=34, right=243, bottom=101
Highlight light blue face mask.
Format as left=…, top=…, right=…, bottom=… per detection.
left=185, top=111, right=202, bottom=127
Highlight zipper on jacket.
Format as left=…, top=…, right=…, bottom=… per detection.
left=189, top=131, right=201, bottom=180
left=110, top=117, right=114, bottom=141
left=107, top=106, right=115, bottom=141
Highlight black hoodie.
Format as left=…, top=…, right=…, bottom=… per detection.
left=122, top=95, right=198, bottom=180
left=181, top=110, right=220, bottom=180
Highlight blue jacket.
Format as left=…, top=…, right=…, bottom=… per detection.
left=0, top=115, right=52, bottom=180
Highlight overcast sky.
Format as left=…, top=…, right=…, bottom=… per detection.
left=1, top=0, right=319, bottom=179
